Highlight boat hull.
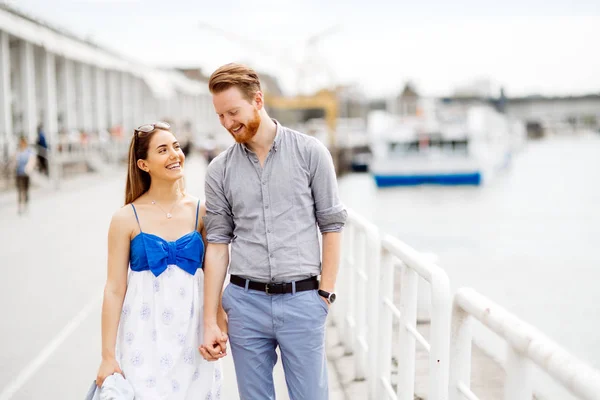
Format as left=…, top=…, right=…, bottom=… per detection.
left=373, top=171, right=482, bottom=187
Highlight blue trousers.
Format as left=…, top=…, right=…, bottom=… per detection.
left=221, top=281, right=329, bottom=400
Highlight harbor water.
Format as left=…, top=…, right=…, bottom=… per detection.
left=338, top=134, right=600, bottom=374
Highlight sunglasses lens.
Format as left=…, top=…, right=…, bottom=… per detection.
left=137, top=125, right=153, bottom=133
left=135, top=122, right=169, bottom=135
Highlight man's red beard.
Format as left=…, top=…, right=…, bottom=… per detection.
left=229, top=108, right=261, bottom=144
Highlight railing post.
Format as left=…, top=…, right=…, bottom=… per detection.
left=377, top=248, right=394, bottom=399
left=417, top=252, right=438, bottom=323
left=449, top=304, right=472, bottom=400
left=48, top=148, right=60, bottom=189
left=334, top=226, right=349, bottom=343
left=343, top=224, right=356, bottom=355
left=397, top=264, right=418, bottom=400
left=428, top=271, right=451, bottom=400
left=367, top=230, right=381, bottom=400
left=504, top=348, right=533, bottom=400
left=354, top=230, right=367, bottom=380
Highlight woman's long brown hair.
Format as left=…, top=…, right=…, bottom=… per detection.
left=124, top=128, right=161, bottom=205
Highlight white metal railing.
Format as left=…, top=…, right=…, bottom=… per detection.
left=0, top=139, right=128, bottom=190
left=449, top=288, right=600, bottom=400
left=335, top=210, right=381, bottom=393
left=377, top=235, right=451, bottom=400
left=53, top=138, right=126, bottom=164
left=335, top=209, right=451, bottom=400
left=336, top=209, right=600, bottom=400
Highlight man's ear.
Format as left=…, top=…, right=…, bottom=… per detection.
left=254, top=91, right=264, bottom=110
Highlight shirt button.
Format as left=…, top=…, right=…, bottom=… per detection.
left=265, top=205, right=269, bottom=209
left=267, top=229, right=271, bottom=233
left=271, top=277, right=276, bottom=282
left=262, top=181, right=266, bottom=185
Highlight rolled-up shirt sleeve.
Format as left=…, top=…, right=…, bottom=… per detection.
left=203, top=158, right=234, bottom=244
left=309, top=139, right=348, bottom=233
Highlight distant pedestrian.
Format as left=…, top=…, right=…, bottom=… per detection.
left=14, top=137, right=35, bottom=215
left=36, top=124, right=49, bottom=176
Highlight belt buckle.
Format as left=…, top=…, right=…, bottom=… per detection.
left=265, top=283, right=283, bottom=295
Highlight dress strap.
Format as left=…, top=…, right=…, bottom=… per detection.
left=195, top=200, right=200, bottom=230
left=131, top=204, right=142, bottom=232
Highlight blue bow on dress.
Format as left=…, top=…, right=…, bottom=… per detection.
left=130, top=232, right=203, bottom=277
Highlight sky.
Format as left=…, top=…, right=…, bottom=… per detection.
left=5, top=0, right=600, bottom=99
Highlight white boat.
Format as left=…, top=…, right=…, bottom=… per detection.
left=368, top=101, right=525, bottom=187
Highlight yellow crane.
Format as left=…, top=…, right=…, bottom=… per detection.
left=264, top=89, right=340, bottom=171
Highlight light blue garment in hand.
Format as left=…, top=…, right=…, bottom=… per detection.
left=84, top=373, right=135, bottom=400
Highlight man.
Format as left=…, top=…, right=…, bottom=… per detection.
left=200, top=63, right=347, bottom=400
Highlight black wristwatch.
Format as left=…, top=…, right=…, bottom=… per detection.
left=318, top=289, right=337, bottom=304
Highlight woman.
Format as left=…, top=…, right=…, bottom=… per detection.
left=96, top=122, right=227, bottom=399
left=14, top=136, right=35, bottom=215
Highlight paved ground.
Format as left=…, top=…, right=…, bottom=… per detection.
left=0, top=155, right=344, bottom=399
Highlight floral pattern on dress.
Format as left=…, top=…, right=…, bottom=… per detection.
left=116, top=267, right=221, bottom=399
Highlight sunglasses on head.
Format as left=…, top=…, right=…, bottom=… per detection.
left=134, top=121, right=171, bottom=135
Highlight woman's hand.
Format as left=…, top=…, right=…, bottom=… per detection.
left=96, top=357, right=123, bottom=387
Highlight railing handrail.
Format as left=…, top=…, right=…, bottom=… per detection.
left=381, top=235, right=448, bottom=286
left=452, top=287, right=600, bottom=400
left=347, top=208, right=378, bottom=236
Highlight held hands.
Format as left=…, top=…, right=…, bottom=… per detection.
left=96, top=357, right=124, bottom=387
left=199, top=323, right=228, bottom=362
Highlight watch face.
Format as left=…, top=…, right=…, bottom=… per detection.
left=329, top=293, right=337, bottom=304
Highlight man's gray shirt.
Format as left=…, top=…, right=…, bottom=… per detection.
left=203, top=121, right=347, bottom=283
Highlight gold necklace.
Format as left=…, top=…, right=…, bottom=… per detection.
left=151, top=195, right=182, bottom=219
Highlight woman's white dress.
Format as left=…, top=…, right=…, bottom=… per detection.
left=115, top=203, right=222, bottom=399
